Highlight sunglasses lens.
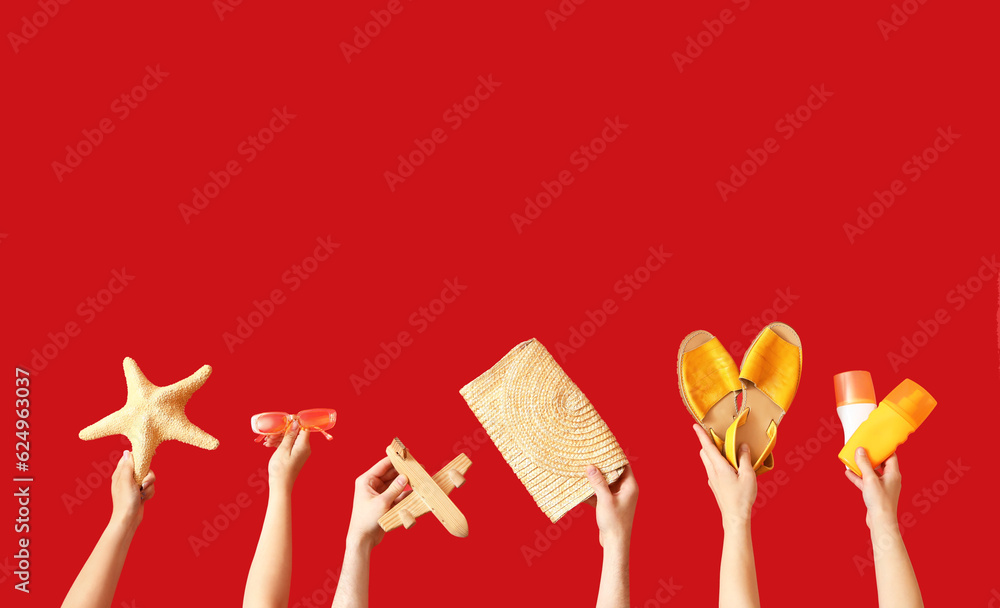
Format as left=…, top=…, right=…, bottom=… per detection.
left=253, top=413, right=288, bottom=434
left=297, top=408, right=337, bottom=431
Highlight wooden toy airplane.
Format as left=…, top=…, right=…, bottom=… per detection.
left=378, top=438, right=471, bottom=538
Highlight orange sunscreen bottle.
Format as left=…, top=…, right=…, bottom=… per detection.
left=838, top=379, right=937, bottom=476
left=834, top=370, right=877, bottom=445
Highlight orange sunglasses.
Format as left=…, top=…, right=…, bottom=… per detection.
left=250, top=408, right=337, bottom=442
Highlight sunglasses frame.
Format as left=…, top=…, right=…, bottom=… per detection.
left=250, top=408, right=337, bottom=442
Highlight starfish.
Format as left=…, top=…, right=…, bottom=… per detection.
left=79, top=357, right=219, bottom=485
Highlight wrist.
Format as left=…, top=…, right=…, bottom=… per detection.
left=109, top=513, right=140, bottom=536
left=868, top=519, right=903, bottom=558
left=868, top=513, right=900, bottom=535
left=602, top=532, right=630, bottom=554
left=722, top=513, right=751, bottom=534
left=868, top=503, right=898, bottom=525
left=346, top=531, right=376, bottom=554
left=269, top=480, right=294, bottom=499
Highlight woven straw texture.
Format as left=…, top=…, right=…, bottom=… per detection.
left=460, top=339, right=627, bottom=522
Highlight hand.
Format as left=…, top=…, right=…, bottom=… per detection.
left=266, top=421, right=312, bottom=495
left=111, top=451, right=155, bottom=530
left=845, top=449, right=901, bottom=530
left=585, top=464, right=638, bottom=548
left=346, top=456, right=410, bottom=549
left=693, top=424, right=756, bottom=530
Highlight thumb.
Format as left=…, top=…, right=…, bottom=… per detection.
left=737, top=444, right=753, bottom=478
left=854, top=447, right=876, bottom=480
left=292, top=428, right=311, bottom=456
left=586, top=465, right=611, bottom=504
left=279, top=421, right=300, bottom=454
left=379, top=474, right=408, bottom=506
left=113, top=450, right=132, bottom=481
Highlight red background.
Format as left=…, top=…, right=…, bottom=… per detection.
left=3, top=0, right=999, bottom=605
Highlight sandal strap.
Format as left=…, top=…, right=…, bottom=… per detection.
left=709, top=427, right=724, bottom=451
left=724, top=408, right=778, bottom=471
left=755, top=452, right=775, bottom=475
left=740, top=328, right=801, bottom=413
left=681, top=337, right=742, bottom=421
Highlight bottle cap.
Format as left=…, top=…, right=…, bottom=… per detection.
left=882, top=379, right=937, bottom=429
left=834, top=370, right=876, bottom=407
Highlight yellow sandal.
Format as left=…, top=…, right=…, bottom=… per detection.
left=725, top=323, right=802, bottom=475
left=677, top=330, right=742, bottom=452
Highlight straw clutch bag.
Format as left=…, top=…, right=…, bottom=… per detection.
left=460, top=338, right=628, bottom=522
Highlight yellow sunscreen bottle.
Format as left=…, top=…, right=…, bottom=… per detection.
left=838, top=379, right=936, bottom=476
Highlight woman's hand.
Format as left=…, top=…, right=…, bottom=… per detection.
left=346, top=456, right=410, bottom=550
left=845, top=449, right=902, bottom=530
left=693, top=424, right=756, bottom=530
left=585, top=465, right=638, bottom=548
left=266, top=421, right=312, bottom=496
left=111, top=451, right=155, bottom=530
